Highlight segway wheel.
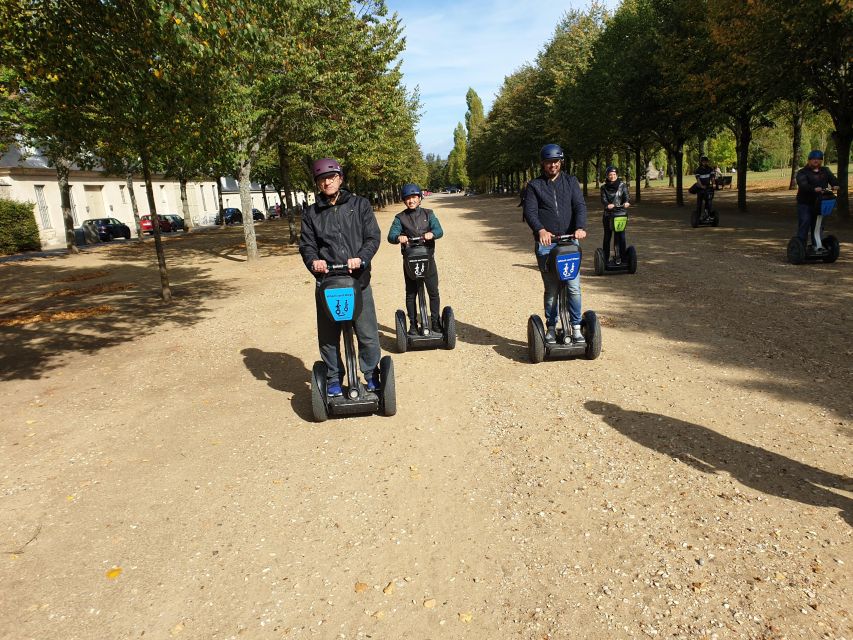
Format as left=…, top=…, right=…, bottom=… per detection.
left=787, top=236, right=805, bottom=264
left=627, top=246, right=638, bottom=274
left=823, top=236, right=840, bottom=263
left=394, top=310, right=408, bottom=353
left=310, top=361, right=329, bottom=422
left=527, top=315, right=546, bottom=364
left=711, top=211, right=719, bottom=227
left=379, top=355, right=397, bottom=417
left=582, top=311, right=602, bottom=360
left=441, top=306, right=456, bottom=350
left=594, top=248, right=605, bottom=276
left=690, top=210, right=699, bottom=228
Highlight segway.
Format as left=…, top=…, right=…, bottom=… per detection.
left=787, top=190, right=840, bottom=264
left=594, top=211, right=637, bottom=275
left=394, top=236, right=456, bottom=352
left=310, top=265, right=396, bottom=422
left=690, top=186, right=719, bottom=228
left=527, top=235, right=602, bottom=363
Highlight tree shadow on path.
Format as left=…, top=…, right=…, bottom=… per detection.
left=585, top=400, right=853, bottom=526
left=241, top=348, right=313, bottom=422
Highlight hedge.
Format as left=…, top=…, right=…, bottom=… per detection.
left=0, top=198, right=41, bottom=255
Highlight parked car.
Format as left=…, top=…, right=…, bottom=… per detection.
left=160, top=214, right=186, bottom=231
left=215, top=207, right=243, bottom=225
left=82, top=218, right=131, bottom=241
left=251, top=208, right=265, bottom=221
left=140, top=214, right=173, bottom=234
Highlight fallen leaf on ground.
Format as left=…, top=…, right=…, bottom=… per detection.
left=105, top=567, right=122, bottom=580
left=354, top=582, right=369, bottom=593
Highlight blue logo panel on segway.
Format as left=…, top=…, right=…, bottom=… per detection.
left=324, top=287, right=356, bottom=321
left=820, top=198, right=835, bottom=216
left=555, top=253, right=580, bottom=281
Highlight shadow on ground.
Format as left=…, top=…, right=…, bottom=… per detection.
left=240, top=348, right=313, bottom=422
left=586, top=400, right=853, bottom=526
left=437, top=192, right=853, bottom=419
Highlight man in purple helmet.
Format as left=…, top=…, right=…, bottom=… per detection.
left=299, top=157, right=382, bottom=397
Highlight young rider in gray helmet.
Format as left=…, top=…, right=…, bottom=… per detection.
left=387, top=183, right=445, bottom=334
left=299, top=157, right=382, bottom=398
left=523, top=143, right=588, bottom=345
left=600, top=165, right=631, bottom=264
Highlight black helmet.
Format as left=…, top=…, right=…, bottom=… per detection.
left=605, top=165, right=618, bottom=175
left=540, top=144, right=564, bottom=161
left=699, top=155, right=710, bottom=162
left=401, top=183, right=422, bottom=199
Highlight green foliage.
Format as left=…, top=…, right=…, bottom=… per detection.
left=0, top=198, right=39, bottom=254
left=447, top=123, right=468, bottom=187
left=465, top=88, right=485, bottom=143
left=707, top=131, right=736, bottom=169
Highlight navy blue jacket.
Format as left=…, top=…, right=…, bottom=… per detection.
left=523, top=172, right=587, bottom=239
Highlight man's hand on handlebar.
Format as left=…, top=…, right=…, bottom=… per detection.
left=347, top=257, right=362, bottom=272
left=424, top=232, right=434, bottom=241
left=575, top=229, right=587, bottom=240
left=607, top=204, right=615, bottom=210
left=398, top=234, right=409, bottom=245
left=312, top=259, right=329, bottom=273
left=538, top=229, right=553, bottom=246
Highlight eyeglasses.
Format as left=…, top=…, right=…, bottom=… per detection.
left=317, top=174, right=341, bottom=184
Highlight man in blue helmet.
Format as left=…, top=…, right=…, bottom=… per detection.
left=795, top=150, right=838, bottom=248
left=523, top=143, right=588, bottom=345
left=387, top=183, right=445, bottom=334
left=299, top=157, right=382, bottom=397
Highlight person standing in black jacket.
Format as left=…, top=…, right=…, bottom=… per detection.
left=299, top=157, right=382, bottom=398
left=600, top=165, right=631, bottom=264
left=795, top=149, right=838, bottom=247
left=523, top=143, right=588, bottom=345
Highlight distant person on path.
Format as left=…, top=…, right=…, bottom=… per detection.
left=299, top=157, right=382, bottom=398
left=523, top=143, right=588, bottom=345
left=689, top=155, right=715, bottom=215
left=387, top=183, right=445, bottom=334
left=600, top=165, right=631, bottom=264
left=795, top=150, right=838, bottom=246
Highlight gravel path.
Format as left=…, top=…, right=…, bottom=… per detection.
left=1, top=190, right=851, bottom=639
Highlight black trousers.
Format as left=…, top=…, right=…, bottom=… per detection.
left=602, top=216, right=627, bottom=263
left=404, top=265, right=440, bottom=323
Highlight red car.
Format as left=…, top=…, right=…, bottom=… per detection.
left=140, top=215, right=173, bottom=234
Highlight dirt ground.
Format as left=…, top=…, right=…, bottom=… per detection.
left=1, top=188, right=851, bottom=640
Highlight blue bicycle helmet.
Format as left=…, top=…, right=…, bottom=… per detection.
left=808, top=149, right=824, bottom=160
left=540, top=144, right=564, bottom=161
left=401, top=183, right=422, bottom=198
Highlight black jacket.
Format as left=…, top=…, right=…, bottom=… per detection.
left=600, top=179, right=630, bottom=212
left=694, top=164, right=715, bottom=188
left=299, top=189, right=381, bottom=287
left=523, top=172, right=587, bottom=239
left=796, top=166, right=838, bottom=205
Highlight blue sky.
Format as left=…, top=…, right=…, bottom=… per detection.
left=386, top=0, right=621, bottom=158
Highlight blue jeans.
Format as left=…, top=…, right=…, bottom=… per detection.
left=797, top=202, right=817, bottom=243
left=535, top=243, right=581, bottom=327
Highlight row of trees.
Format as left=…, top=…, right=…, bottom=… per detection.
left=0, top=0, right=425, bottom=301
left=466, top=0, right=851, bottom=215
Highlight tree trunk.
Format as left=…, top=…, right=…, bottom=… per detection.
left=216, top=176, right=225, bottom=225
left=594, top=148, right=601, bottom=188
left=674, top=142, right=684, bottom=206
left=634, top=147, right=642, bottom=203
left=179, top=177, right=193, bottom=231
left=667, top=151, right=674, bottom=187
left=733, top=113, right=752, bottom=212
left=55, top=161, right=79, bottom=253
left=261, top=183, right=269, bottom=212
left=126, top=172, right=144, bottom=240
left=277, top=143, right=297, bottom=243
left=789, top=99, right=805, bottom=190
left=141, top=149, right=171, bottom=303
left=582, top=159, right=589, bottom=197
left=237, top=157, right=259, bottom=262
left=832, top=127, right=851, bottom=218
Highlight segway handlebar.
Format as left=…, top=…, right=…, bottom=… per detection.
left=553, top=234, right=576, bottom=243
left=406, top=235, right=427, bottom=245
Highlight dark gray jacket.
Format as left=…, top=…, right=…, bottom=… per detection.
left=523, top=172, right=587, bottom=238
left=796, top=166, right=838, bottom=205
left=299, top=189, right=381, bottom=287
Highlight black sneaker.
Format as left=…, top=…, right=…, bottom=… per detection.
left=431, top=317, right=443, bottom=333
left=545, top=326, right=557, bottom=343
left=408, top=321, right=419, bottom=336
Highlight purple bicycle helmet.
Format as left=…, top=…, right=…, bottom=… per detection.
left=312, top=157, right=343, bottom=179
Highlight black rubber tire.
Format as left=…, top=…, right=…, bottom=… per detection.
left=394, top=310, right=408, bottom=353
left=105, top=232, right=113, bottom=242
left=442, top=307, right=456, bottom=350
left=787, top=236, right=805, bottom=264
left=690, top=210, right=699, bottom=228
left=711, top=211, right=719, bottom=227
left=310, top=361, right=329, bottom=422
left=527, top=315, right=545, bottom=364
left=582, top=310, right=602, bottom=360
left=823, top=235, right=840, bottom=263
left=123, top=230, right=131, bottom=239
left=627, top=246, right=638, bottom=274
left=379, top=356, right=397, bottom=417
left=594, top=248, right=605, bottom=275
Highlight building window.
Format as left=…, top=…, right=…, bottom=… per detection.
left=119, top=185, right=127, bottom=204
left=199, top=185, right=207, bottom=211
left=69, top=188, right=79, bottom=225
left=211, top=185, right=216, bottom=208
left=159, top=185, right=167, bottom=206
left=34, top=185, right=52, bottom=229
